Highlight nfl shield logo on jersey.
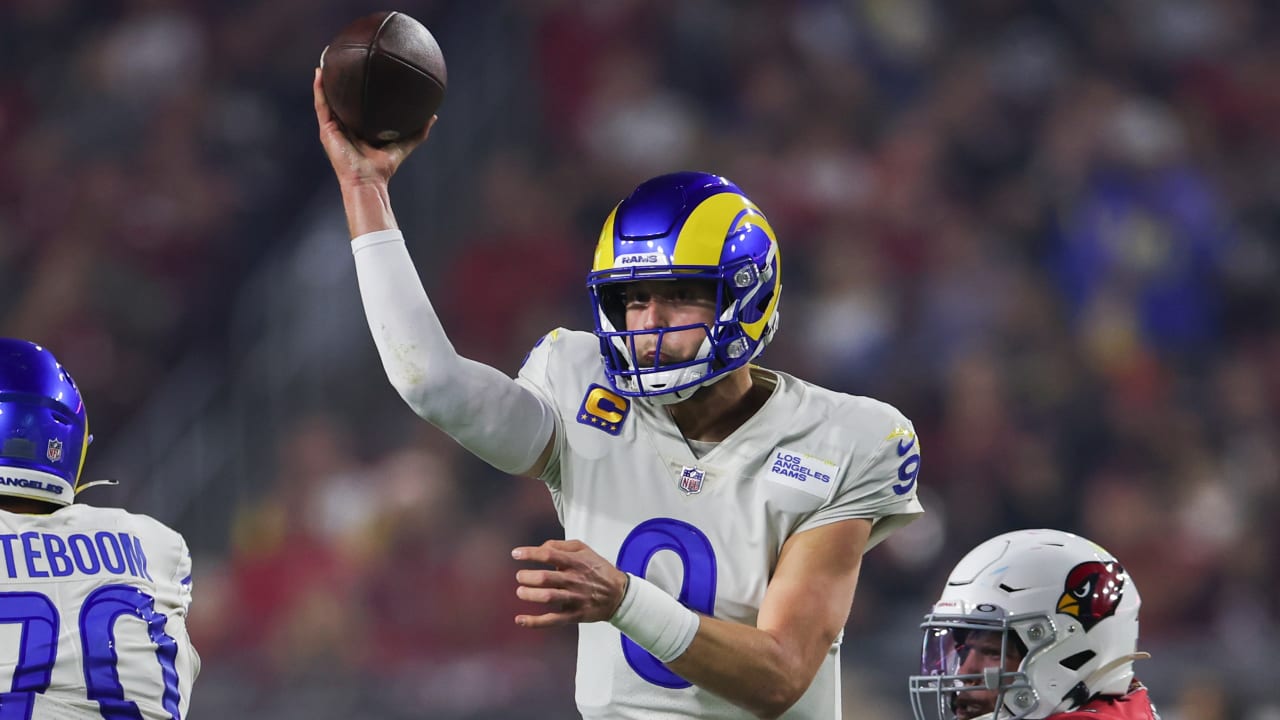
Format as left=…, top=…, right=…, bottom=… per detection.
left=46, top=439, right=63, bottom=462
left=678, top=466, right=705, bottom=495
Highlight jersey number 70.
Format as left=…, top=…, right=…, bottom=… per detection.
left=0, top=585, right=181, bottom=719
left=615, top=518, right=716, bottom=689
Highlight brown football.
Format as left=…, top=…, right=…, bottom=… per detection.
left=320, top=11, right=447, bottom=145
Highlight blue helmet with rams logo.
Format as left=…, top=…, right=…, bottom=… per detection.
left=0, top=339, right=90, bottom=505
left=587, top=172, right=782, bottom=404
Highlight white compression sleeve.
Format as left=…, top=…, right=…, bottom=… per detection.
left=609, top=574, right=701, bottom=663
left=351, top=229, right=556, bottom=475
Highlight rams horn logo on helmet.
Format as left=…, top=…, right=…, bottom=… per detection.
left=1056, top=561, right=1127, bottom=631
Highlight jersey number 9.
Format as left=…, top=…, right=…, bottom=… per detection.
left=615, top=518, right=717, bottom=689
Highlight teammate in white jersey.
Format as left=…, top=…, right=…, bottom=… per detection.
left=314, top=69, right=923, bottom=719
left=0, top=339, right=199, bottom=719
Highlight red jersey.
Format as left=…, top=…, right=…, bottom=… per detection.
left=1056, top=683, right=1160, bottom=720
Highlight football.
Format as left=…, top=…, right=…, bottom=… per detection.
left=320, top=11, right=447, bottom=145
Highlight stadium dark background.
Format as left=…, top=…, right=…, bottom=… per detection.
left=1, top=1, right=1276, bottom=717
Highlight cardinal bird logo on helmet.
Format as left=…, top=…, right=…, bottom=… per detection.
left=1056, top=561, right=1128, bottom=631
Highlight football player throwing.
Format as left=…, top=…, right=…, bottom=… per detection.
left=315, top=68, right=923, bottom=719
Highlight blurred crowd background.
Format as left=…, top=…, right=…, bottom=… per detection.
left=2, top=0, right=1278, bottom=717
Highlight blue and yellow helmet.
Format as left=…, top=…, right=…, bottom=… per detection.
left=587, top=172, right=782, bottom=403
left=0, top=339, right=89, bottom=505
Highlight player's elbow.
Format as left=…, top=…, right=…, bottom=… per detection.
left=747, top=641, right=823, bottom=718
left=384, top=363, right=455, bottom=422
left=747, top=664, right=811, bottom=719
left=751, top=681, right=806, bottom=720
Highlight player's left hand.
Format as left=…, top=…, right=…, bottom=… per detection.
left=511, top=539, right=629, bottom=628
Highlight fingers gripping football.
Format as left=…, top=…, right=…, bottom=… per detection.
left=512, top=539, right=629, bottom=628
left=313, top=67, right=434, bottom=187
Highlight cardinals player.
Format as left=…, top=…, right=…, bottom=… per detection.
left=909, top=529, right=1159, bottom=720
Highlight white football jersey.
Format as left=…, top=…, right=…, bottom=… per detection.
left=517, top=329, right=924, bottom=719
left=0, top=504, right=199, bottom=719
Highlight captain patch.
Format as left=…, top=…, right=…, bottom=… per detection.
left=763, top=448, right=839, bottom=499
left=577, top=384, right=629, bottom=436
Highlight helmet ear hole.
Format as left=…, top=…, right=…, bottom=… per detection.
left=1059, top=650, right=1095, bottom=671
left=755, top=291, right=773, bottom=315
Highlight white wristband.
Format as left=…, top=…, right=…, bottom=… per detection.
left=609, top=574, right=701, bottom=663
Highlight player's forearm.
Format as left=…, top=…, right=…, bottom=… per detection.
left=341, top=182, right=397, bottom=238
left=665, top=616, right=814, bottom=719
left=608, top=574, right=817, bottom=717
left=351, top=231, right=555, bottom=474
